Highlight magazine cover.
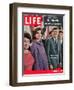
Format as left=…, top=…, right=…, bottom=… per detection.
left=10, top=3, right=72, bottom=86
left=23, top=13, right=63, bottom=75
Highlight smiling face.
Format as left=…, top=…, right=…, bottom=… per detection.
left=24, top=37, right=30, bottom=50
left=52, top=28, right=59, bottom=38
left=59, top=32, right=63, bottom=39
left=34, top=30, right=42, bottom=41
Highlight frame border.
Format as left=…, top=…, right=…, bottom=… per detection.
left=9, top=3, right=72, bottom=86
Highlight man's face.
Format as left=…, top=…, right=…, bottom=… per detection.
left=34, top=30, right=42, bottom=40
left=24, top=37, right=30, bottom=50
left=52, top=28, right=59, bottom=38
left=59, top=32, right=63, bottom=39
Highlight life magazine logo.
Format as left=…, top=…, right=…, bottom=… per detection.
left=24, top=15, right=42, bottom=26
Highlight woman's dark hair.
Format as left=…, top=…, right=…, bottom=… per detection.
left=32, top=27, right=42, bottom=39
left=24, top=33, right=32, bottom=43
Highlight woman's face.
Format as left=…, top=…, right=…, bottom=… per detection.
left=24, top=37, right=30, bottom=50
left=34, top=30, right=42, bottom=41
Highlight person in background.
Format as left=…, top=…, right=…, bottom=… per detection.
left=42, top=27, right=48, bottom=52
left=30, top=28, right=49, bottom=70
left=24, top=33, right=34, bottom=71
left=59, top=30, right=63, bottom=69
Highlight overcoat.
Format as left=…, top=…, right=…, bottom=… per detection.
left=30, top=41, right=49, bottom=70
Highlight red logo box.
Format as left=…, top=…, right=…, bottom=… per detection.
left=24, top=15, right=42, bottom=26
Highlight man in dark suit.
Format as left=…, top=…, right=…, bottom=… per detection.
left=59, top=30, right=63, bottom=69
left=46, top=26, right=60, bottom=69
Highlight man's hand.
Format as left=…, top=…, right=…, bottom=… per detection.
left=50, top=64, right=53, bottom=70
left=59, top=62, right=62, bottom=68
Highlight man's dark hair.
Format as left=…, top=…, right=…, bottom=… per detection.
left=24, top=33, right=32, bottom=43
left=52, top=27, right=58, bottom=31
left=59, top=30, right=63, bottom=33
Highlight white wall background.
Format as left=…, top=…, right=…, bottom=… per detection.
left=0, top=0, right=74, bottom=90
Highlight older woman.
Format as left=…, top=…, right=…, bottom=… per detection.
left=24, top=33, right=34, bottom=71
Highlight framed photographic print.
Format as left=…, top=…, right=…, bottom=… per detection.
left=9, top=3, right=72, bottom=86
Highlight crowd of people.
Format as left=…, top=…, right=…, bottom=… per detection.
left=24, top=26, right=63, bottom=71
